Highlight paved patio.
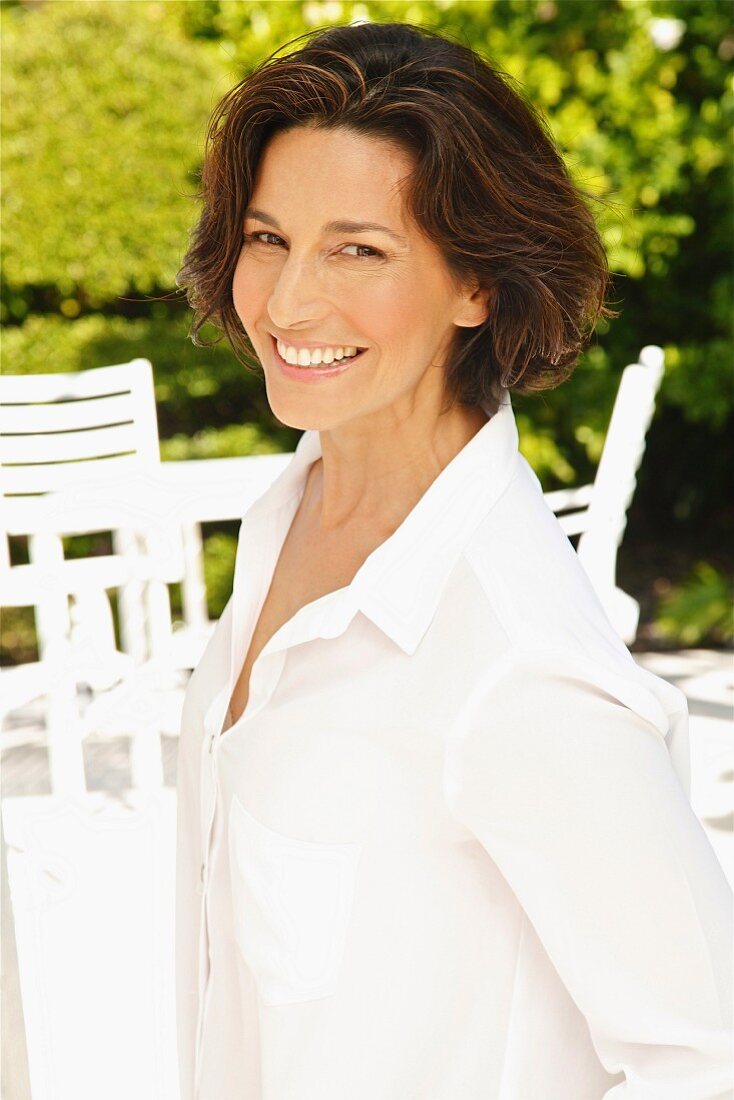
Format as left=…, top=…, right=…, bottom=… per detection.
left=1, top=649, right=732, bottom=1100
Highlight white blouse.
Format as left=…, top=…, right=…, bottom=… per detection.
left=175, top=388, right=733, bottom=1100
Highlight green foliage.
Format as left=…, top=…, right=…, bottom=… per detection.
left=0, top=607, right=36, bottom=666
left=660, top=338, right=733, bottom=430
left=160, top=424, right=287, bottom=462
left=655, top=562, right=734, bottom=646
left=1, top=0, right=224, bottom=309
left=514, top=410, right=577, bottom=485
left=201, top=532, right=239, bottom=619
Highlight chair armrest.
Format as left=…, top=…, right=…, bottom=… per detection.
left=543, top=484, right=594, bottom=514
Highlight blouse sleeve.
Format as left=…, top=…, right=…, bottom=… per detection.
left=443, top=649, right=733, bottom=1099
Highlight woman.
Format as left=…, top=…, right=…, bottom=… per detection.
left=174, top=21, right=732, bottom=1100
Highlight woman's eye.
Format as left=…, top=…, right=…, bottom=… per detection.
left=243, top=231, right=283, bottom=247
left=341, top=243, right=384, bottom=260
left=242, top=232, right=383, bottom=261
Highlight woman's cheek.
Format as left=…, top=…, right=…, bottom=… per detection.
left=231, top=260, right=261, bottom=326
left=368, top=288, right=414, bottom=342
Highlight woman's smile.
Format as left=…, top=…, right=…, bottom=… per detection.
left=269, top=332, right=370, bottom=383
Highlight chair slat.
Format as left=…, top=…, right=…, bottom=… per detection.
left=0, top=422, right=145, bottom=465
left=0, top=359, right=153, bottom=401
left=543, top=484, right=594, bottom=512
left=0, top=555, right=179, bottom=606
left=0, top=391, right=139, bottom=433
left=1, top=451, right=145, bottom=494
left=554, top=511, right=591, bottom=537
left=0, top=661, right=53, bottom=714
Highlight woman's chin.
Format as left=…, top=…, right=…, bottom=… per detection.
left=262, top=380, right=338, bottom=432
left=262, top=370, right=358, bottom=432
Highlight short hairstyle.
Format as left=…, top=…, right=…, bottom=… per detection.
left=177, top=21, right=616, bottom=413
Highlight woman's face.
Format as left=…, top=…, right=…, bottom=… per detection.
left=232, top=124, right=487, bottom=431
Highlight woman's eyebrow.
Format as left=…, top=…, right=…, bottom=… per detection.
left=244, top=207, right=407, bottom=245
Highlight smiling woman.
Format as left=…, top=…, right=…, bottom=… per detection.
left=230, top=121, right=497, bottom=430
left=176, top=23, right=615, bottom=413
left=173, top=20, right=733, bottom=1100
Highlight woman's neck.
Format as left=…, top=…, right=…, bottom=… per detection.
left=303, top=398, right=490, bottom=538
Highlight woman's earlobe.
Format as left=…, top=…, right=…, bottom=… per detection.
left=458, top=282, right=492, bottom=329
left=456, top=296, right=491, bottom=330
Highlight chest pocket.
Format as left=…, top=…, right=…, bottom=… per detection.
left=228, top=794, right=363, bottom=1007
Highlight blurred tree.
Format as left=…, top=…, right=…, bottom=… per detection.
left=1, top=0, right=225, bottom=309
left=655, top=562, right=733, bottom=646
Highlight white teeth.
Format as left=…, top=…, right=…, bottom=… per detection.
left=276, top=338, right=362, bottom=367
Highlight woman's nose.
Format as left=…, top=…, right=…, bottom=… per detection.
left=267, top=254, right=328, bottom=330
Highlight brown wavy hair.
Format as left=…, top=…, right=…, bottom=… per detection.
left=176, top=20, right=616, bottom=412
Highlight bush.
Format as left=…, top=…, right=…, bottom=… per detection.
left=654, top=562, right=734, bottom=646
left=1, top=0, right=225, bottom=310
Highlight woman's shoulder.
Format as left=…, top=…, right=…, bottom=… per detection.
left=456, top=458, right=690, bottom=773
left=463, top=457, right=614, bottom=650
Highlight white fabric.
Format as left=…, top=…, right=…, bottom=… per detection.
left=175, top=388, right=733, bottom=1100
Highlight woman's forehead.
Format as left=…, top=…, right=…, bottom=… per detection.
left=251, top=126, right=415, bottom=227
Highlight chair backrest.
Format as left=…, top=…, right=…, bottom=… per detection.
left=540, top=345, right=665, bottom=643
left=575, top=345, right=665, bottom=589
left=0, top=358, right=160, bottom=498
left=1, top=359, right=163, bottom=661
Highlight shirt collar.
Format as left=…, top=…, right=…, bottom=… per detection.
left=242, top=387, right=519, bottom=657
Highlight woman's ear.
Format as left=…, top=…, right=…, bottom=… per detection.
left=455, top=279, right=493, bottom=329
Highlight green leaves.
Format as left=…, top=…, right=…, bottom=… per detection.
left=1, top=0, right=223, bottom=306
left=655, top=563, right=734, bottom=646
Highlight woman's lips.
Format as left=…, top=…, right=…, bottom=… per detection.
left=270, top=334, right=368, bottom=382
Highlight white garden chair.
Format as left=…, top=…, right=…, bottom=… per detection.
left=0, top=358, right=285, bottom=676
left=0, top=358, right=161, bottom=666
left=544, top=345, right=666, bottom=642
left=1, top=482, right=187, bottom=793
